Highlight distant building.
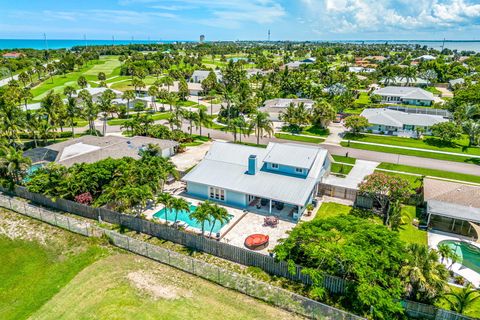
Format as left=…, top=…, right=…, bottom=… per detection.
left=374, top=86, right=435, bottom=106
left=448, top=78, right=465, bottom=89
left=246, top=68, right=270, bottom=78
left=360, top=108, right=448, bottom=136
left=23, top=135, right=178, bottom=167
left=199, top=35, right=205, bottom=43
left=414, top=54, right=436, bottom=61
left=190, top=70, right=222, bottom=83
left=348, top=66, right=376, bottom=73
left=261, top=98, right=314, bottom=121
left=2, top=52, right=23, bottom=59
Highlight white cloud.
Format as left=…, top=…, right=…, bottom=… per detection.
left=301, top=0, right=480, bottom=34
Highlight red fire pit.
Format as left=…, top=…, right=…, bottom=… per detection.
left=244, top=234, right=269, bottom=250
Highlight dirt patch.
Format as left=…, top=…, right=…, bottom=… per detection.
left=127, top=270, right=192, bottom=300
left=0, top=209, right=49, bottom=245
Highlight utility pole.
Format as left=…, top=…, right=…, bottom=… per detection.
left=43, top=33, right=48, bottom=51
left=268, top=29, right=271, bottom=42
left=83, top=34, right=87, bottom=49
left=112, top=35, right=115, bottom=46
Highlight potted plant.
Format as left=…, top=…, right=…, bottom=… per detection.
left=306, top=203, right=315, bottom=216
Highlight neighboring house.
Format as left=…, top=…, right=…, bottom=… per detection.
left=374, top=86, right=435, bottom=106
left=260, top=98, right=314, bottom=122
left=183, top=142, right=331, bottom=220
left=23, top=135, right=178, bottom=167
left=414, top=54, right=436, bottom=61
left=72, top=87, right=123, bottom=102
left=190, top=70, right=223, bottom=83
left=2, top=52, right=23, bottom=59
left=424, top=178, right=480, bottom=239
left=301, top=57, right=316, bottom=63
left=448, top=78, right=465, bottom=89
left=380, top=76, right=429, bottom=87
left=360, top=108, right=448, bottom=136
left=246, top=68, right=270, bottom=78
left=349, top=66, right=375, bottom=73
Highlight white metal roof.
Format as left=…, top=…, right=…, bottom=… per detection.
left=264, top=143, right=321, bottom=169
left=360, top=108, right=448, bottom=127
left=428, top=200, right=480, bottom=224
left=183, top=142, right=328, bottom=206
left=374, top=86, right=435, bottom=101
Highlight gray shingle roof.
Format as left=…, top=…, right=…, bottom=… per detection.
left=183, top=142, right=328, bottom=206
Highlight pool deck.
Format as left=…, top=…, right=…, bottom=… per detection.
left=428, top=230, right=480, bottom=288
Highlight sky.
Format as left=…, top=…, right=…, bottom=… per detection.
left=1, top=0, right=480, bottom=41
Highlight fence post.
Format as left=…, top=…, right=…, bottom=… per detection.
left=23, top=202, right=27, bottom=215
left=191, top=258, right=195, bottom=274
left=145, top=243, right=148, bottom=256
left=54, top=213, right=58, bottom=226
left=67, top=218, right=71, bottom=231
left=38, top=207, right=43, bottom=221
left=8, top=197, right=12, bottom=210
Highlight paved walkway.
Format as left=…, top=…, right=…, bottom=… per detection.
left=325, top=160, right=379, bottom=188
left=324, top=123, right=345, bottom=145
left=343, top=139, right=480, bottom=158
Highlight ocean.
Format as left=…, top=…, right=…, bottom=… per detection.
left=1, top=39, right=480, bottom=52
left=0, top=39, right=178, bottom=50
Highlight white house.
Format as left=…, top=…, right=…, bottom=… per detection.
left=374, top=86, right=435, bottom=106
left=260, top=98, right=314, bottom=122
left=360, top=108, right=448, bottom=136
left=183, top=142, right=331, bottom=220
left=380, top=77, right=429, bottom=87
left=190, top=70, right=223, bottom=83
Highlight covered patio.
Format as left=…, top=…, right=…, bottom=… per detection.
left=246, top=195, right=301, bottom=222
left=427, top=200, right=480, bottom=240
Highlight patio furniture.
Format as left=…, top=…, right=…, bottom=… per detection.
left=264, top=215, right=279, bottom=227
left=244, top=234, right=269, bottom=250
left=260, top=198, right=268, bottom=206
left=275, top=202, right=284, bottom=210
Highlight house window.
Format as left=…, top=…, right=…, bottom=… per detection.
left=209, top=187, right=225, bottom=201
left=295, top=167, right=303, bottom=174
left=271, top=163, right=279, bottom=169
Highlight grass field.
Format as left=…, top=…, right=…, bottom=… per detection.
left=397, top=205, right=427, bottom=246
left=344, top=133, right=480, bottom=157
left=275, top=133, right=324, bottom=144
left=341, top=141, right=480, bottom=164
left=332, top=155, right=356, bottom=164
left=354, top=92, right=371, bottom=106
left=31, top=56, right=123, bottom=101
left=331, top=162, right=354, bottom=175
left=0, top=209, right=300, bottom=320
left=377, top=163, right=480, bottom=184
left=107, top=112, right=172, bottom=125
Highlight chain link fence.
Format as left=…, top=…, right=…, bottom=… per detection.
left=0, top=193, right=364, bottom=320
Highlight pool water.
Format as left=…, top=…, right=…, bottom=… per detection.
left=439, top=240, right=480, bottom=274
left=23, top=163, right=45, bottom=182
left=153, top=204, right=232, bottom=234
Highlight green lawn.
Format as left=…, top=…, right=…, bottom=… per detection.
left=424, top=86, right=442, bottom=95
left=377, top=163, right=480, bottom=184
left=354, top=92, right=371, bottom=106
left=300, top=126, right=330, bottom=137
left=275, top=133, right=324, bottom=144
left=343, top=133, right=480, bottom=157
left=342, top=141, right=480, bottom=164
left=314, top=202, right=353, bottom=220
left=332, top=155, right=356, bottom=164
left=0, top=209, right=299, bottom=320
left=397, top=205, right=427, bottom=246
left=0, top=209, right=108, bottom=320
left=331, top=163, right=354, bottom=175
left=107, top=112, right=171, bottom=125
left=31, top=57, right=123, bottom=101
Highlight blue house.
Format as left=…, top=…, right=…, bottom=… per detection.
left=182, top=142, right=331, bottom=220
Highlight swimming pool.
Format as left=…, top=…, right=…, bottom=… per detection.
left=439, top=240, right=480, bottom=274
left=153, top=204, right=232, bottom=234
left=23, top=163, right=45, bottom=182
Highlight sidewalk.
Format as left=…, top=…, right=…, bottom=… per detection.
left=342, top=139, right=480, bottom=159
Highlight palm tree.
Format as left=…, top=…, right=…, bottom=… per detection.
left=157, top=193, right=173, bottom=224
left=79, top=90, right=98, bottom=133
left=18, top=72, right=30, bottom=88
left=195, top=106, right=211, bottom=136
left=148, top=85, right=159, bottom=111
left=184, top=111, right=198, bottom=136
left=444, top=284, right=480, bottom=314
left=0, top=146, right=32, bottom=185
left=77, top=76, right=88, bottom=89
left=98, top=89, right=116, bottom=135
left=161, top=76, right=174, bottom=92
left=400, top=243, right=449, bottom=303
left=46, top=64, right=55, bottom=83
left=20, top=88, right=33, bottom=113
left=437, top=243, right=454, bottom=264
left=122, top=90, right=136, bottom=117
left=170, top=197, right=190, bottom=226
left=250, top=111, right=274, bottom=145
left=166, top=92, right=179, bottom=112
left=208, top=204, right=229, bottom=238
left=189, top=201, right=212, bottom=236
left=403, top=67, right=417, bottom=86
